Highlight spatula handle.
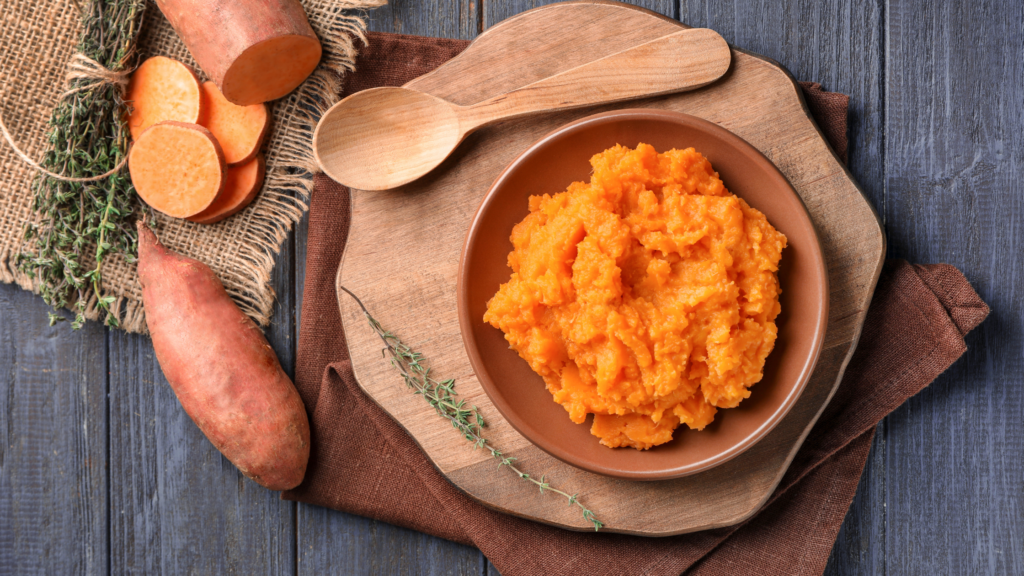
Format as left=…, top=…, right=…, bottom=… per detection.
left=460, top=28, right=731, bottom=131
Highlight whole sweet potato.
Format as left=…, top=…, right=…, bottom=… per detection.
left=137, top=221, right=310, bottom=490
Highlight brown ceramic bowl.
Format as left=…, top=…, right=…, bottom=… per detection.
left=458, top=110, right=828, bottom=480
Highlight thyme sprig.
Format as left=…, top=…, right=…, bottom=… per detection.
left=17, top=0, right=147, bottom=329
left=340, top=286, right=603, bottom=531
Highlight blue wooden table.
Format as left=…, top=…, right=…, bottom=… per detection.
left=1, top=1, right=1021, bottom=574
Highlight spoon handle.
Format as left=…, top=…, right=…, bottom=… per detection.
left=459, top=28, right=731, bottom=131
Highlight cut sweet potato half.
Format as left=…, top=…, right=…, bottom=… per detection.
left=198, top=82, right=269, bottom=166
left=126, top=56, right=203, bottom=140
left=156, top=0, right=322, bottom=105
left=188, top=154, right=265, bottom=225
left=129, top=121, right=226, bottom=218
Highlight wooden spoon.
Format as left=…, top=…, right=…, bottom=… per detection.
left=313, top=28, right=731, bottom=190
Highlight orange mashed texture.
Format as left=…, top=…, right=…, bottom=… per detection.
left=483, top=144, right=788, bottom=450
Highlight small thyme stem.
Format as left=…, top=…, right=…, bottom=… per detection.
left=340, top=286, right=603, bottom=531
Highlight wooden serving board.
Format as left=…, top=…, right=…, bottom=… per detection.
left=336, top=1, right=884, bottom=536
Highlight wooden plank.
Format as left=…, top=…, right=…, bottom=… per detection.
left=368, top=0, right=480, bottom=40
left=295, top=3, right=488, bottom=574
left=679, top=0, right=885, bottom=210
left=883, top=0, right=1023, bottom=573
left=106, top=226, right=297, bottom=573
left=269, top=234, right=298, bottom=382
left=823, top=427, right=887, bottom=576
left=0, top=284, right=108, bottom=574
left=107, top=328, right=297, bottom=574
left=680, top=0, right=887, bottom=567
left=485, top=0, right=676, bottom=27
left=298, top=504, right=485, bottom=574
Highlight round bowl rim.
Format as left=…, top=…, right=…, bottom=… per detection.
left=457, top=108, right=829, bottom=480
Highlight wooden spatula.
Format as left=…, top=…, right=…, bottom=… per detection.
left=313, top=28, right=731, bottom=191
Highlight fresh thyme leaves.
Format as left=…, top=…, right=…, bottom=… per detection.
left=17, top=0, right=148, bottom=329
left=340, top=286, right=604, bottom=531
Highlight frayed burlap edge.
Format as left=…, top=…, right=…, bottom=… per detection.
left=0, top=0, right=385, bottom=333
left=0, top=3, right=81, bottom=293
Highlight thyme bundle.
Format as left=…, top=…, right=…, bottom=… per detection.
left=17, top=0, right=147, bottom=329
left=341, top=287, right=603, bottom=531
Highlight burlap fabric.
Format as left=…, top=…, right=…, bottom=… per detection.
left=283, top=32, right=990, bottom=576
left=0, top=0, right=383, bottom=332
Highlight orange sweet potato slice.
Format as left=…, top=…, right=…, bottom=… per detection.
left=198, top=82, right=269, bottom=166
left=129, top=121, right=226, bottom=218
left=188, top=154, right=265, bottom=225
left=126, top=56, right=203, bottom=140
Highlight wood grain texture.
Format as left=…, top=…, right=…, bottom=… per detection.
left=337, top=1, right=885, bottom=535
left=298, top=504, right=484, bottom=575
left=107, top=330, right=296, bottom=574
left=677, top=0, right=888, bottom=570
left=824, top=426, right=887, bottom=576
left=680, top=0, right=885, bottom=212
left=485, top=0, right=676, bottom=25
left=883, top=0, right=1023, bottom=573
left=368, top=0, right=480, bottom=40
left=0, top=286, right=108, bottom=575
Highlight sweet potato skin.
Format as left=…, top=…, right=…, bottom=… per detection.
left=137, top=222, right=309, bottom=490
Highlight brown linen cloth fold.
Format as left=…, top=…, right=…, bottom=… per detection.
left=284, top=32, right=989, bottom=576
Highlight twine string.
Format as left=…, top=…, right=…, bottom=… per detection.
left=0, top=53, right=130, bottom=183
left=61, top=53, right=132, bottom=99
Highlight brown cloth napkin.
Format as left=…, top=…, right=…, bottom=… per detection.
left=284, top=32, right=989, bottom=576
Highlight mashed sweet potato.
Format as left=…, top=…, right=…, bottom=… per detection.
left=483, top=144, right=787, bottom=450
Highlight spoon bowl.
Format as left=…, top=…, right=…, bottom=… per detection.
left=313, top=87, right=461, bottom=191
